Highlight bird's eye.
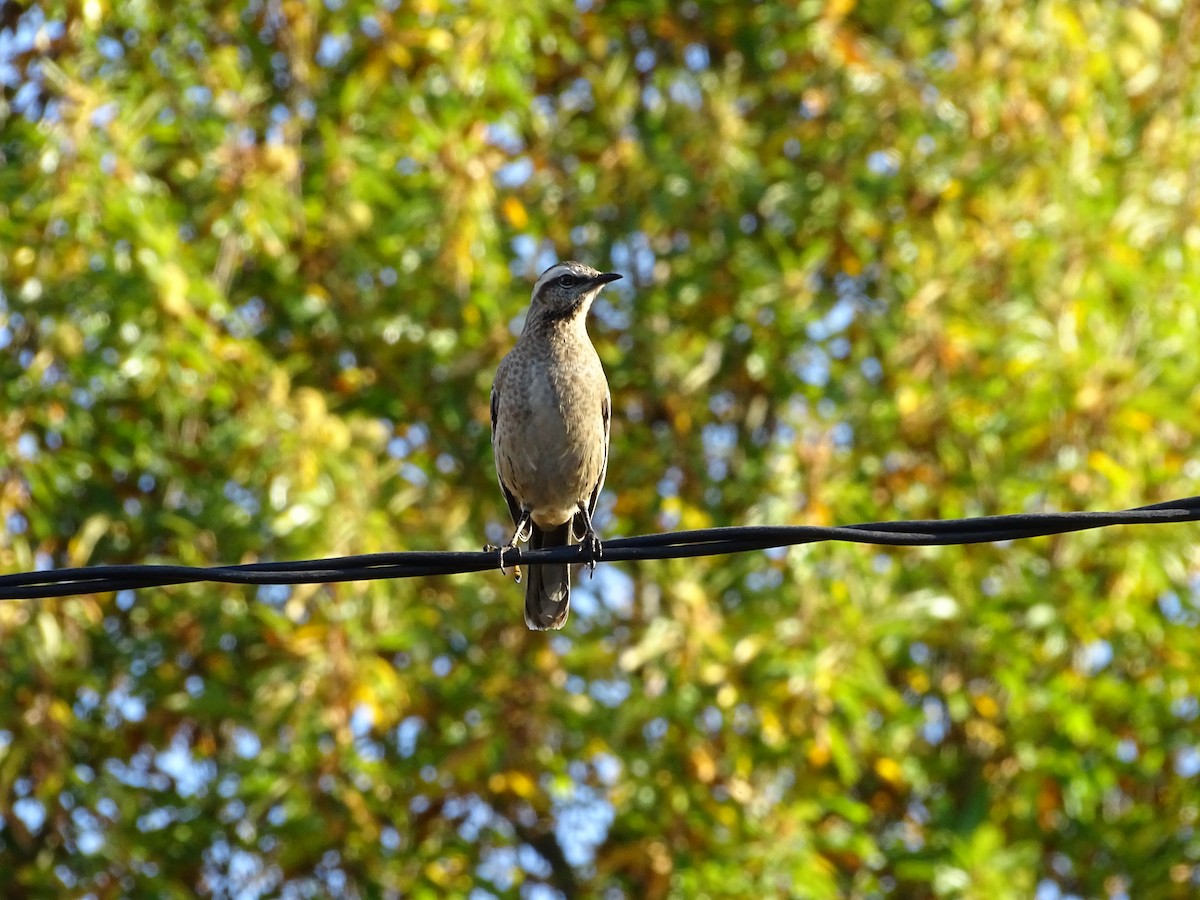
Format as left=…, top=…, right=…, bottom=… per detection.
left=557, top=274, right=579, bottom=287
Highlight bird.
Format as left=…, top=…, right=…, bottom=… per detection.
left=489, top=260, right=622, bottom=630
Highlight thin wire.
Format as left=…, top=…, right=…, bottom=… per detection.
left=2, top=496, right=1198, bottom=600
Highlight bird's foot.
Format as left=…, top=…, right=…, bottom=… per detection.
left=487, top=511, right=532, bottom=583
left=574, top=504, right=603, bottom=579
left=483, top=542, right=523, bottom=583
left=581, top=531, right=602, bottom=579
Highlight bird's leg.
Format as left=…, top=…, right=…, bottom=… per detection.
left=485, top=510, right=532, bottom=582
left=576, top=504, right=602, bottom=578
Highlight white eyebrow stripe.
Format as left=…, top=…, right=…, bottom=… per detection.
left=531, top=264, right=573, bottom=300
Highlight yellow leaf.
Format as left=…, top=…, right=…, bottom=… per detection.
left=83, top=0, right=106, bottom=28
left=690, top=746, right=716, bottom=783
left=386, top=42, right=412, bottom=68
left=874, top=757, right=904, bottom=787
left=352, top=658, right=404, bottom=727
left=1123, top=8, right=1162, bottom=51
left=424, top=28, right=453, bottom=52
left=348, top=201, right=373, bottom=231
left=507, top=771, right=537, bottom=799
left=824, top=0, right=857, bottom=23
left=286, top=624, right=328, bottom=655
left=37, top=611, right=62, bottom=660
left=1088, top=450, right=1128, bottom=488
left=808, top=742, right=831, bottom=767
left=502, top=196, right=528, bottom=229
left=716, top=683, right=737, bottom=708
left=13, top=246, right=35, bottom=269
left=425, top=860, right=451, bottom=886
left=760, top=708, right=784, bottom=747
left=1050, top=6, right=1086, bottom=48
left=67, top=514, right=110, bottom=566
left=839, top=245, right=862, bottom=275
left=49, top=698, right=73, bottom=725
left=973, top=694, right=1000, bottom=719
left=165, top=265, right=192, bottom=316
left=1117, top=408, right=1153, bottom=433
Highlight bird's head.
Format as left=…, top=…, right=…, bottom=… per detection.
left=526, top=261, right=622, bottom=326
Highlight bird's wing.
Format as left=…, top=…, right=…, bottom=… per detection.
left=585, top=388, right=610, bottom=519
left=491, top=379, right=524, bottom=527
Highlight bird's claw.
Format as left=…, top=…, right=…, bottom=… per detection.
left=582, top=532, right=602, bottom=579
left=489, top=512, right=530, bottom=582
left=484, top=543, right=522, bottom=583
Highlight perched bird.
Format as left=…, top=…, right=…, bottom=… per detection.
left=490, top=261, right=621, bottom=630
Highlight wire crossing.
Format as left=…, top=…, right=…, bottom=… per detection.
left=2, top=496, right=1198, bottom=600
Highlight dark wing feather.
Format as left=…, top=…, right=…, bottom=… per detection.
left=491, top=382, right=524, bottom=527
left=586, top=389, right=610, bottom=519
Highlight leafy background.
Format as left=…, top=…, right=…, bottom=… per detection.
left=2, top=0, right=1199, bottom=896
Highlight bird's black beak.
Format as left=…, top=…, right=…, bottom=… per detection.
left=592, top=272, right=622, bottom=286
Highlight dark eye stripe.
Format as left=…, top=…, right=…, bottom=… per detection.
left=558, top=274, right=579, bottom=287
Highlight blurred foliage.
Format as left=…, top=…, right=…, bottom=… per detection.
left=2, top=0, right=1200, bottom=896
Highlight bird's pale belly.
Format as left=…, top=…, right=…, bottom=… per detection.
left=505, top=396, right=602, bottom=528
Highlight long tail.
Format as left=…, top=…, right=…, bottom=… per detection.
left=524, top=521, right=572, bottom=630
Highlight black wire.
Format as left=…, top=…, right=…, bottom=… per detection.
left=2, top=496, right=1198, bottom=600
